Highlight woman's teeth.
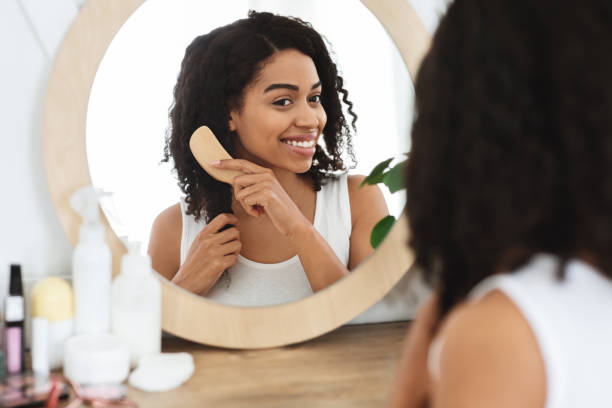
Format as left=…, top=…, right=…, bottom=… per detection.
left=282, top=139, right=315, bottom=148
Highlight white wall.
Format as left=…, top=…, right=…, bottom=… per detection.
left=0, top=0, right=448, bottom=303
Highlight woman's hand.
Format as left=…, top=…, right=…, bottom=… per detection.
left=172, top=213, right=241, bottom=295
left=389, top=293, right=441, bottom=408
left=211, top=159, right=310, bottom=239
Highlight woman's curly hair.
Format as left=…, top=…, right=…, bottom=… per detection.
left=407, top=0, right=612, bottom=314
left=164, top=11, right=357, bottom=222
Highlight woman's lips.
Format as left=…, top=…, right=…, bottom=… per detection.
left=281, top=133, right=317, bottom=142
left=280, top=138, right=316, bottom=156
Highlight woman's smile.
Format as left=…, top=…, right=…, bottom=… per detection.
left=280, top=133, right=318, bottom=156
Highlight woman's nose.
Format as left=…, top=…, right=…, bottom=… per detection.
left=294, top=102, right=320, bottom=128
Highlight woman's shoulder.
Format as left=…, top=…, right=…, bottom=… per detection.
left=346, top=174, right=381, bottom=201
left=346, top=174, right=385, bottom=199
left=149, top=203, right=182, bottom=255
left=347, top=174, right=365, bottom=189
left=148, top=203, right=182, bottom=280
left=152, top=202, right=182, bottom=230
left=432, top=290, right=546, bottom=407
left=346, top=174, right=388, bottom=225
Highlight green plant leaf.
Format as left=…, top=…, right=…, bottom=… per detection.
left=360, top=157, right=394, bottom=187
left=382, top=160, right=407, bottom=193
left=370, top=215, right=396, bottom=249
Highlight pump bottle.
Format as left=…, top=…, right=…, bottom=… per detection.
left=70, top=186, right=112, bottom=334
left=111, top=241, right=161, bottom=367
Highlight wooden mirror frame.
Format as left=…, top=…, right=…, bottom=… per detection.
left=42, top=0, right=431, bottom=348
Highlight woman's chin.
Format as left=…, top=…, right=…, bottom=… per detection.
left=274, top=162, right=312, bottom=175
left=294, top=161, right=313, bottom=174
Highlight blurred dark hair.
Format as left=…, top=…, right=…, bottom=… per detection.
left=406, top=0, right=612, bottom=314
left=164, top=10, right=357, bottom=222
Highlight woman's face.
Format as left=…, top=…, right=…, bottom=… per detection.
left=229, top=49, right=327, bottom=174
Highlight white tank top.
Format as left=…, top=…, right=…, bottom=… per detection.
left=430, top=254, right=612, bottom=408
left=179, top=174, right=351, bottom=307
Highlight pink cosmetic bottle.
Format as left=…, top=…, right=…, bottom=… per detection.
left=0, top=311, right=5, bottom=380
left=5, top=264, right=25, bottom=374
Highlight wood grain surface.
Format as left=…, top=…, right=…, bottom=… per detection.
left=125, top=321, right=410, bottom=408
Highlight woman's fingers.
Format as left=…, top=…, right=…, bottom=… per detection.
left=204, top=213, right=239, bottom=234
left=222, top=254, right=238, bottom=269
left=211, top=226, right=240, bottom=245
left=244, top=191, right=267, bottom=209
left=236, top=190, right=268, bottom=217
left=233, top=173, right=274, bottom=191
left=220, top=239, right=242, bottom=256
left=234, top=182, right=269, bottom=202
left=240, top=201, right=263, bottom=218
left=231, top=173, right=277, bottom=217
left=211, top=158, right=269, bottom=175
left=233, top=175, right=274, bottom=218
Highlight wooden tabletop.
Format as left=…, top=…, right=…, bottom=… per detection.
left=125, top=321, right=410, bottom=408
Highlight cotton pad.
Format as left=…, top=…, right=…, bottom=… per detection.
left=189, top=125, right=243, bottom=184
left=128, top=353, right=194, bottom=392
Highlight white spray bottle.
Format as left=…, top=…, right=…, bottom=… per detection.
left=70, top=186, right=112, bottom=334
left=111, top=240, right=161, bottom=367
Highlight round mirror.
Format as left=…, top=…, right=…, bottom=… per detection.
left=86, top=0, right=411, bottom=252
left=43, top=0, right=430, bottom=347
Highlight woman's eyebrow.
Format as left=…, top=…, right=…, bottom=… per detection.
left=264, top=81, right=322, bottom=93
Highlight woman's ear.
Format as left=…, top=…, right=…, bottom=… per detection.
left=228, top=112, right=237, bottom=132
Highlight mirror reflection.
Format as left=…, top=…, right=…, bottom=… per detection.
left=86, top=0, right=413, bottom=305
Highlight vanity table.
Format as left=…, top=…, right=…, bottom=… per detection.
left=124, top=321, right=409, bottom=407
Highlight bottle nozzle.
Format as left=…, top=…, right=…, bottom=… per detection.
left=120, top=239, right=151, bottom=275
left=70, top=186, right=108, bottom=224
left=70, top=186, right=110, bottom=243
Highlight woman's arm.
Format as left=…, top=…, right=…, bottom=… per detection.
left=148, top=204, right=241, bottom=295
left=293, top=174, right=389, bottom=290
left=289, top=219, right=351, bottom=291
left=346, top=175, right=390, bottom=270
left=148, top=204, right=182, bottom=281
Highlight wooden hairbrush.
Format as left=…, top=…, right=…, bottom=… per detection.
left=189, top=126, right=243, bottom=184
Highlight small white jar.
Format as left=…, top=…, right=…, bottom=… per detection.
left=64, top=333, right=129, bottom=384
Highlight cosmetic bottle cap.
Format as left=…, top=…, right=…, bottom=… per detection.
left=70, top=186, right=109, bottom=244
left=120, top=240, right=152, bottom=276
left=9, top=264, right=23, bottom=296
left=32, top=277, right=75, bottom=322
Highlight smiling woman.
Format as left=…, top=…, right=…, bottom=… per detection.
left=149, top=12, right=389, bottom=305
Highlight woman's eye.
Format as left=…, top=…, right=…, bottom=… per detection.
left=309, top=94, right=321, bottom=103
left=273, top=98, right=291, bottom=107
